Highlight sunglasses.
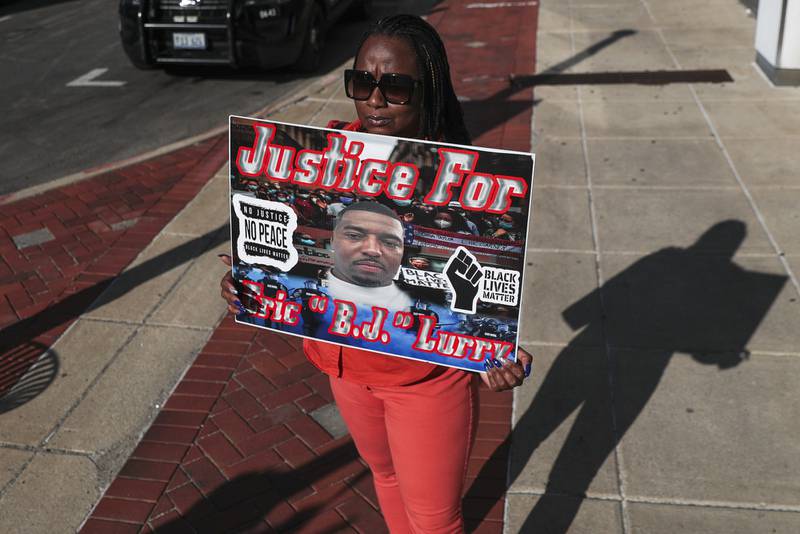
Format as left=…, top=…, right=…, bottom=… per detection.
left=344, top=69, right=420, bottom=105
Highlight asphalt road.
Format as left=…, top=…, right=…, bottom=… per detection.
left=0, top=0, right=429, bottom=195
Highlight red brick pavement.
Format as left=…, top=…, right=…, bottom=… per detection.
left=81, top=323, right=516, bottom=534
left=0, top=134, right=226, bottom=400
left=432, top=0, right=539, bottom=153
left=3, top=1, right=540, bottom=532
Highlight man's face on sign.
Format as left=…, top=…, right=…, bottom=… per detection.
left=332, top=210, right=404, bottom=287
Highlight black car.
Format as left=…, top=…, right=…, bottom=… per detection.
left=119, top=0, right=369, bottom=71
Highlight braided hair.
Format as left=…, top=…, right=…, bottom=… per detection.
left=355, top=14, right=472, bottom=145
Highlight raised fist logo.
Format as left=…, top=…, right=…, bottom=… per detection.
left=444, top=247, right=484, bottom=314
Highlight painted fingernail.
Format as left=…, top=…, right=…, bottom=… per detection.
left=483, top=360, right=492, bottom=371
left=492, top=358, right=501, bottom=368
left=524, top=363, right=532, bottom=378
left=234, top=300, right=245, bottom=313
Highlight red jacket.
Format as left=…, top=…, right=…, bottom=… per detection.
left=302, top=119, right=437, bottom=386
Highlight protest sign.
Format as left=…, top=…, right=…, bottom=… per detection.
left=228, top=116, right=535, bottom=373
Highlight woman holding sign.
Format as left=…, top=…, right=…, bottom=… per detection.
left=221, top=14, right=533, bottom=534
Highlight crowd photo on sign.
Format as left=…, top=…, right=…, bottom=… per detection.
left=227, top=118, right=533, bottom=373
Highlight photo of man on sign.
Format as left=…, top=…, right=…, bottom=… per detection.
left=228, top=116, right=534, bottom=373
left=327, top=201, right=412, bottom=311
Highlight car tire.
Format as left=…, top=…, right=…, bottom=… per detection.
left=120, top=29, right=155, bottom=69
left=294, top=3, right=324, bottom=72
left=129, top=55, right=156, bottom=70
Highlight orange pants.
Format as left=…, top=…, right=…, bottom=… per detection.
left=329, top=368, right=479, bottom=534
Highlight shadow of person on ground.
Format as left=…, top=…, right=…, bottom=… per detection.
left=460, top=29, right=731, bottom=142
left=0, top=225, right=228, bottom=412
left=461, top=30, right=636, bottom=141
left=149, top=440, right=381, bottom=533
left=467, top=220, right=787, bottom=533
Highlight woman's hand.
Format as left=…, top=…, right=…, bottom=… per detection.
left=218, top=254, right=246, bottom=315
left=480, top=348, right=533, bottom=391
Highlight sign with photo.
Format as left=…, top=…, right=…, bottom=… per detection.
left=228, top=116, right=535, bottom=373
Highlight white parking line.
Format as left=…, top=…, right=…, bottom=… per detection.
left=466, top=1, right=538, bottom=8
left=66, top=68, right=126, bottom=87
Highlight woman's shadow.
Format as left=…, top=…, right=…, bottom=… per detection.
left=468, top=220, right=787, bottom=533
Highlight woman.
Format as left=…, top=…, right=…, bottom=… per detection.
left=220, top=14, right=533, bottom=533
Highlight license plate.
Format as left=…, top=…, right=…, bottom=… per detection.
left=258, top=7, right=279, bottom=19
left=173, top=32, right=206, bottom=50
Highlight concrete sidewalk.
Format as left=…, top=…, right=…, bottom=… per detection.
left=507, top=0, right=800, bottom=532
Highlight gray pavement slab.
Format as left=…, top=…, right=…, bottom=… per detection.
left=314, top=77, right=346, bottom=100
left=0, top=320, right=136, bottom=446
left=627, top=502, right=800, bottom=534
left=615, top=349, right=800, bottom=505
left=309, top=404, right=349, bottom=440
left=749, top=189, right=800, bottom=254
left=592, top=188, right=775, bottom=254
left=505, top=493, right=624, bottom=534
left=786, top=255, right=800, bottom=285
left=587, top=138, right=738, bottom=187
left=11, top=228, right=55, bottom=250
left=568, top=0, right=639, bottom=6
left=528, top=188, right=595, bottom=251
left=48, top=325, right=209, bottom=462
left=723, top=138, right=800, bottom=186
left=669, top=46, right=757, bottom=72
left=531, top=139, right=586, bottom=186
left=703, top=100, right=800, bottom=139
left=0, top=453, right=99, bottom=534
left=84, top=233, right=209, bottom=323
left=571, top=30, right=676, bottom=72
left=0, top=449, right=32, bottom=492
left=265, top=98, right=329, bottom=126
left=579, top=82, right=695, bottom=103
left=264, top=92, right=356, bottom=129
left=535, top=31, right=577, bottom=72
left=696, top=76, right=800, bottom=104
left=647, top=0, right=755, bottom=29
left=533, top=83, right=580, bottom=104
left=307, top=100, right=357, bottom=128
left=148, top=238, right=229, bottom=329
left=520, top=253, right=603, bottom=347
left=660, top=26, right=755, bottom=52
left=581, top=100, right=711, bottom=138
left=568, top=4, right=654, bottom=32
left=533, top=99, right=583, bottom=140
left=537, top=0, right=570, bottom=15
